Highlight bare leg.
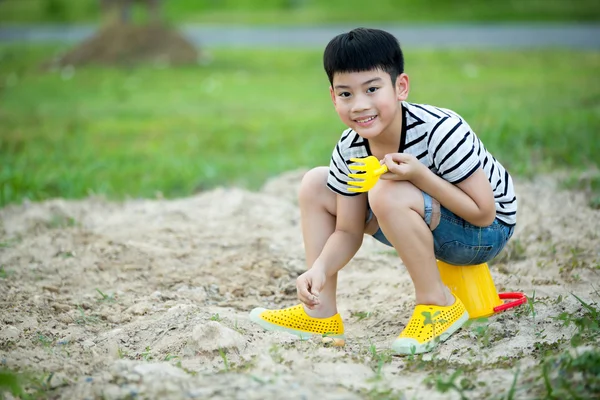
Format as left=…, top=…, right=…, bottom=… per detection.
left=368, top=180, right=452, bottom=306
left=298, top=167, right=339, bottom=318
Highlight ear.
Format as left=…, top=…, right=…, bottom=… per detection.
left=329, top=86, right=337, bottom=106
left=396, top=73, right=410, bottom=101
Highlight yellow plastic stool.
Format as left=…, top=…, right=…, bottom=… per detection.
left=437, top=260, right=526, bottom=319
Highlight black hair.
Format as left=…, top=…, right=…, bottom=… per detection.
left=323, top=28, right=404, bottom=85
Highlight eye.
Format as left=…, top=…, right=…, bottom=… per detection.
left=366, top=87, right=379, bottom=93
left=338, top=92, right=351, bottom=98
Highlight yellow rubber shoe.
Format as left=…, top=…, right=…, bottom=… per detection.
left=391, top=296, right=469, bottom=355
left=249, top=304, right=345, bottom=344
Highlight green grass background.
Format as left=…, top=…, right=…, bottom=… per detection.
left=1, top=0, right=600, bottom=24
left=1, top=45, right=599, bottom=207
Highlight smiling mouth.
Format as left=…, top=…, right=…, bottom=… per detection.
left=355, top=116, right=377, bottom=123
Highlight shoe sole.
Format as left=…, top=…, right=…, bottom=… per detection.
left=391, top=309, right=469, bottom=355
left=249, top=307, right=346, bottom=341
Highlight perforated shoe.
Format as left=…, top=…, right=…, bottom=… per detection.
left=249, top=304, right=345, bottom=345
left=391, top=296, right=469, bottom=355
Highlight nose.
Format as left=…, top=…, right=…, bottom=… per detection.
left=351, top=94, right=370, bottom=113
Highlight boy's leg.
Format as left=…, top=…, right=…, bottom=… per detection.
left=249, top=166, right=347, bottom=341
left=298, top=167, right=339, bottom=318
left=368, top=180, right=451, bottom=306
left=368, top=179, right=469, bottom=354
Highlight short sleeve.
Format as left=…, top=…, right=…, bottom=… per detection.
left=427, top=116, right=481, bottom=184
left=326, top=129, right=366, bottom=196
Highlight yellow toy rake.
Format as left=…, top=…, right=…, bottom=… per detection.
left=348, top=156, right=388, bottom=193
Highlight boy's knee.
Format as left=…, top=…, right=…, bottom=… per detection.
left=299, top=167, right=329, bottom=203
left=368, top=180, right=420, bottom=217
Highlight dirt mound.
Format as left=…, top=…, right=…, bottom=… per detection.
left=49, top=23, right=199, bottom=68
left=0, top=171, right=599, bottom=399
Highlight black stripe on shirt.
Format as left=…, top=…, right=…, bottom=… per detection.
left=488, top=163, right=496, bottom=181
left=493, top=179, right=502, bottom=191
left=410, top=103, right=441, bottom=119
left=434, top=107, right=451, bottom=118
left=331, top=156, right=346, bottom=176
left=496, top=210, right=517, bottom=216
left=328, top=170, right=348, bottom=186
left=449, top=162, right=480, bottom=184
left=443, top=147, right=476, bottom=176
left=349, top=133, right=366, bottom=149
left=340, top=130, right=352, bottom=143
left=404, top=132, right=427, bottom=149
left=427, top=117, right=449, bottom=147
left=327, top=182, right=360, bottom=196
left=482, top=156, right=489, bottom=169
left=437, top=129, right=469, bottom=170
left=405, top=108, right=426, bottom=131
left=499, top=196, right=517, bottom=205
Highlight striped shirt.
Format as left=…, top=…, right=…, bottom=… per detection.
left=327, top=101, right=517, bottom=226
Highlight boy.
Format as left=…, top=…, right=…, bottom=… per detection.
left=250, top=28, right=516, bottom=354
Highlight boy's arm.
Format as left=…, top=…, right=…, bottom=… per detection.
left=383, top=153, right=496, bottom=227
left=296, top=193, right=366, bottom=307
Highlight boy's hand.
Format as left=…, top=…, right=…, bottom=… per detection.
left=296, top=267, right=326, bottom=309
left=381, top=153, right=425, bottom=182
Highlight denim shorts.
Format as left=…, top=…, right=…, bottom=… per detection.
left=369, top=192, right=515, bottom=265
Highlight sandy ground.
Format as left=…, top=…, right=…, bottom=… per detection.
left=0, top=170, right=598, bottom=399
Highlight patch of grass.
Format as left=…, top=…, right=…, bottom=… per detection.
left=95, top=288, right=116, bottom=303
left=218, top=348, right=230, bottom=372
left=534, top=348, right=600, bottom=399
left=366, top=343, right=394, bottom=380
left=0, top=46, right=598, bottom=207
left=425, top=369, right=475, bottom=400
left=74, top=304, right=100, bottom=325
left=350, top=311, right=372, bottom=321
left=554, top=292, right=599, bottom=347
left=560, top=171, right=600, bottom=209
left=268, top=344, right=285, bottom=364
left=47, top=214, right=76, bottom=229
left=141, top=346, right=153, bottom=361
left=0, top=369, right=24, bottom=398
left=1, top=0, right=599, bottom=24
left=35, top=333, right=54, bottom=348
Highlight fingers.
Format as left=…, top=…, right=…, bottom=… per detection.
left=296, top=277, right=320, bottom=308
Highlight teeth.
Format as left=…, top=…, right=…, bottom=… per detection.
left=356, top=116, right=375, bottom=123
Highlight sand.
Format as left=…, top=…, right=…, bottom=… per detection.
left=0, top=170, right=598, bottom=399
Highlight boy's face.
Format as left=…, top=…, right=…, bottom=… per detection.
left=330, top=68, right=408, bottom=140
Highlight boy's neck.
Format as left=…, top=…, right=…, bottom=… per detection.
left=367, top=101, right=405, bottom=158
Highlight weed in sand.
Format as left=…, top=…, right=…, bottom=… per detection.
left=0, top=369, right=24, bottom=398
left=218, top=348, right=230, bottom=372
left=366, top=343, right=394, bottom=381
left=95, top=288, right=116, bottom=303
left=360, top=386, right=406, bottom=400
left=164, top=353, right=179, bottom=362
left=0, top=265, right=8, bottom=279
left=209, top=313, right=221, bottom=322
left=141, top=346, right=153, bottom=361
left=554, top=292, right=599, bottom=347
left=465, top=317, right=492, bottom=348
left=268, top=344, right=285, bottom=364
left=35, top=333, right=53, bottom=348
left=537, top=348, right=600, bottom=398
left=74, top=305, right=100, bottom=325
left=47, top=214, right=77, bottom=229
left=351, top=311, right=373, bottom=321
left=425, top=369, right=474, bottom=400
left=117, top=347, right=129, bottom=359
